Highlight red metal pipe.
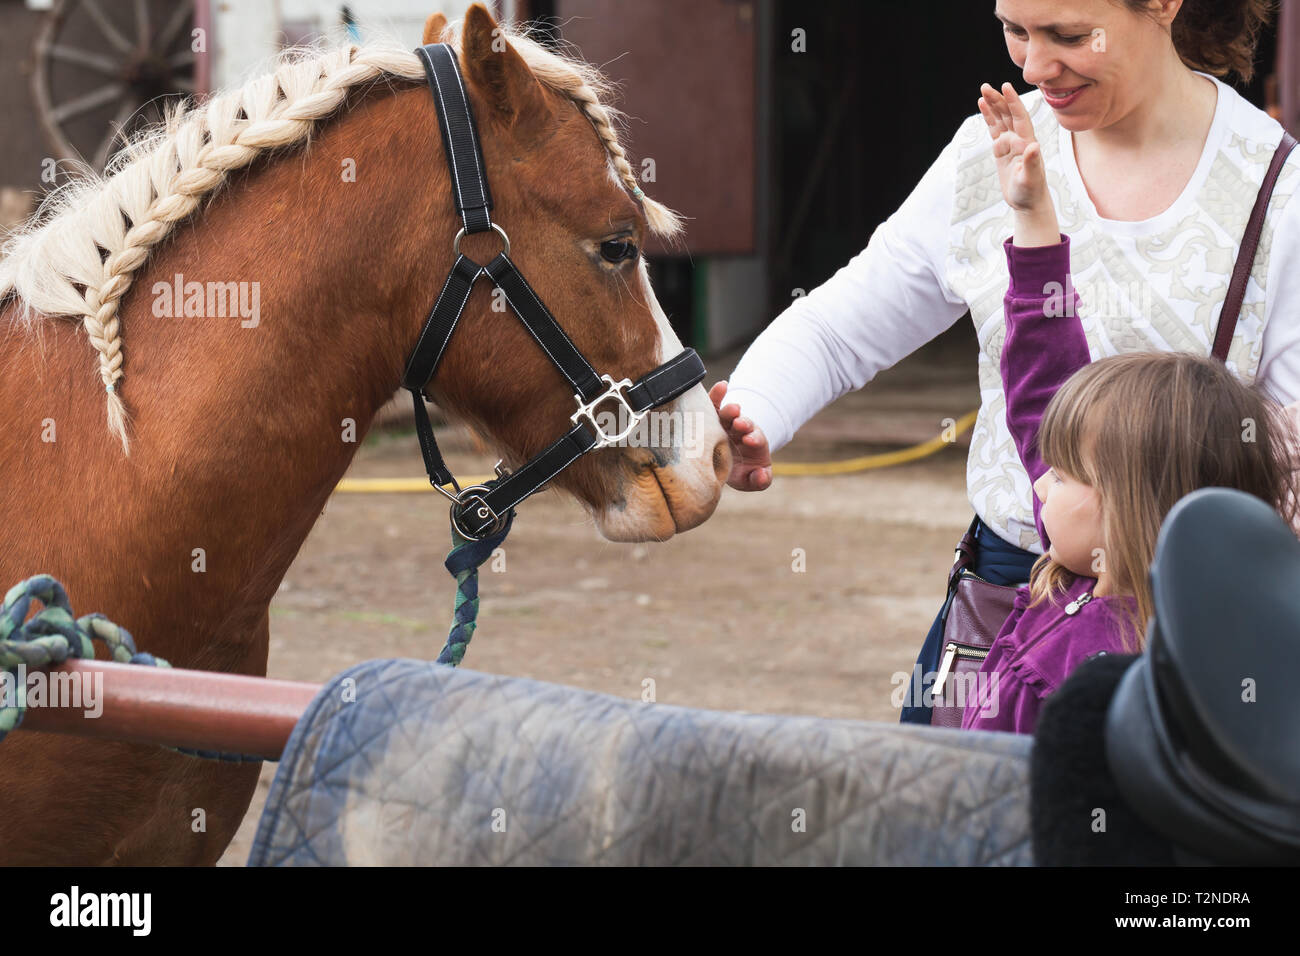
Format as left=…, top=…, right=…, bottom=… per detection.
left=10, top=660, right=320, bottom=761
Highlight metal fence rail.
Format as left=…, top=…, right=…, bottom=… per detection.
left=10, top=659, right=320, bottom=761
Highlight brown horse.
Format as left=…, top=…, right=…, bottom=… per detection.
left=0, top=6, right=729, bottom=864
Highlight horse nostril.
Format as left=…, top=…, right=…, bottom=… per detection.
left=712, top=437, right=731, bottom=483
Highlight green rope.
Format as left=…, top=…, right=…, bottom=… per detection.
left=2, top=506, right=515, bottom=760
left=0, top=575, right=260, bottom=762
left=436, top=510, right=514, bottom=667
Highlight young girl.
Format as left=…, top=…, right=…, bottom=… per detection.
left=962, top=83, right=1300, bottom=734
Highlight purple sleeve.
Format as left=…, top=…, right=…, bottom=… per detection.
left=961, top=666, right=1045, bottom=735
left=1001, top=235, right=1091, bottom=549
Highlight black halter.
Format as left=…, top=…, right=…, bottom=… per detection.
left=403, top=43, right=707, bottom=540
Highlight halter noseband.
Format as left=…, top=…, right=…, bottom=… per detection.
left=402, top=43, right=707, bottom=540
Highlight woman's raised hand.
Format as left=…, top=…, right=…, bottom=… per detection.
left=709, top=381, right=773, bottom=492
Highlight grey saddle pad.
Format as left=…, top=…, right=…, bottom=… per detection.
left=248, top=659, right=1034, bottom=866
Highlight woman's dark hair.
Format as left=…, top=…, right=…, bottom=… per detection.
left=1117, top=0, right=1275, bottom=83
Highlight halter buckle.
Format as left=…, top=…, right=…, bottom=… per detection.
left=571, top=374, right=644, bottom=449
left=450, top=484, right=510, bottom=541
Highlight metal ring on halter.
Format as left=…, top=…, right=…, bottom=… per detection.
left=453, top=222, right=510, bottom=259
left=450, top=484, right=510, bottom=540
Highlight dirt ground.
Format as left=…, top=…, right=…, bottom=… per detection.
left=219, top=329, right=983, bottom=865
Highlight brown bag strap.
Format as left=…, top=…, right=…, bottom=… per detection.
left=947, top=515, right=982, bottom=592
left=1213, top=130, right=1299, bottom=362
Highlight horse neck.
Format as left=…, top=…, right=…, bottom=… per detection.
left=0, top=86, right=454, bottom=672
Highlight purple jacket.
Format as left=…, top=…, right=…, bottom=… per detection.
left=961, top=236, right=1138, bottom=735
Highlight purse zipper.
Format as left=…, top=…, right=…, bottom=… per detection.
left=932, top=586, right=1095, bottom=704
left=933, top=641, right=988, bottom=700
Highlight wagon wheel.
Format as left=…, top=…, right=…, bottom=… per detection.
left=32, top=0, right=199, bottom=173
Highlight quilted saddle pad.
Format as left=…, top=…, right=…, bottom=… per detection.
left=248, top=659, right=1034, bottom=866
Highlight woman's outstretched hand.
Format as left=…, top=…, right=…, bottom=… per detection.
left=980, top=82, right=1060, bottom=245
left=709, top=381, right=773, bottom=491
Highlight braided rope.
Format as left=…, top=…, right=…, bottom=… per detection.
left=0, top=575, right=259, bottom=762
left=1, top=517, right=508, bottom=761
left=0, top=575, right=165, bottom=739
left=436, top=511, right=514, bottom=667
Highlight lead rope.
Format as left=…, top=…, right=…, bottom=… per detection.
left=1, top=516, right=512, bottom=763
left=436, top=510, right=514, bottom=666
left=0, top=575, right=261, bottom=762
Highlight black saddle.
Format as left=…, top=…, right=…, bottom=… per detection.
left=1104, top=487, right=1300, bottom=864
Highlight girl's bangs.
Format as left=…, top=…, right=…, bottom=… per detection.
left=1037, top=374, right=1109, bottom=485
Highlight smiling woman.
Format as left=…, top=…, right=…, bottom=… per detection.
left=994, top=9, right=1103, bottom=110
left=993, top=1, right=1271, bottom=150
left=715, top=0, right=1300, bottom=725
left=997, top=0, right=1270, bottom=76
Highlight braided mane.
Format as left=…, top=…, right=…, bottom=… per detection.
left=0, top=21, right=680, bottom=454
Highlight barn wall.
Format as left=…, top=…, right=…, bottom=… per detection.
left=554, top=0, right=768, bottom=352
left=556, top=0, right=758, bottom=258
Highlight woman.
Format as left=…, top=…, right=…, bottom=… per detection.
left=710, top=0, right=1300, bottom=724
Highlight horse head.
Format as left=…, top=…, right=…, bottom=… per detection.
left=406, top=7, right=731, bottom=541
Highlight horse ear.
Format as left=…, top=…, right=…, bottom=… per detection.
left=421, top=13, right=447, bottom=45
left=460, top=3, right=556, bottom=146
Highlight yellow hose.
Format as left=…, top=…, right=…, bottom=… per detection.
left=334, top=476, right=493, bottom=493
left=332, top=409, right=978, bottom=492
left=772, top=409, right=978, bottom=475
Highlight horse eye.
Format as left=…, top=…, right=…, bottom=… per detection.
left=600, top=239, right=637, bottom=263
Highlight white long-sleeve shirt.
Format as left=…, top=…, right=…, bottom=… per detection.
left=724, top=73, right=1300, bottom=553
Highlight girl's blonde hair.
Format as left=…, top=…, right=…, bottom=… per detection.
left=1027, top=351, right=1300, bottom=651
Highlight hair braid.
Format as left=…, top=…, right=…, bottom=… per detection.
left=0, top=26, right=677, bottom=456
left=565, top=81, right=683, bottom=239
left=53, top=46, right=425, bottom=452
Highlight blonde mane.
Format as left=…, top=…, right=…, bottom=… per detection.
left=0, top=20, right=680, bottom=454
